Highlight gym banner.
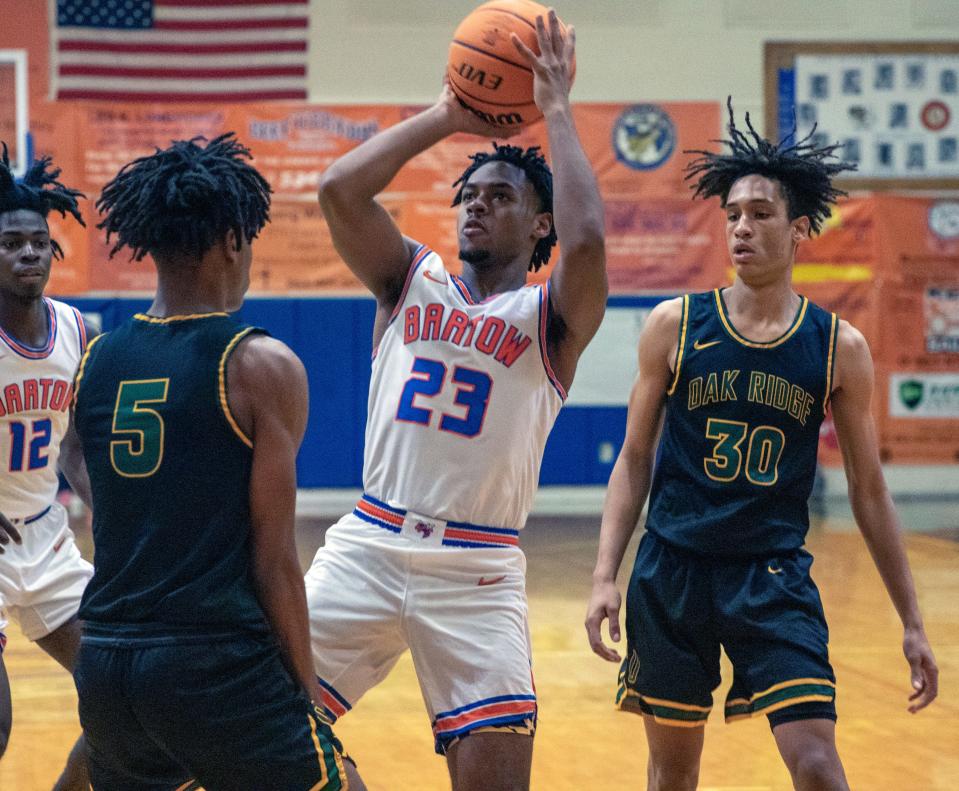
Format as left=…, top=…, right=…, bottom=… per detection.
left=793, top=196, right=959, bottom=465
left=24, top=99, right=722, bottom=293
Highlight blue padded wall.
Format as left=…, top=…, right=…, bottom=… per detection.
left=64, top=296, right=657, bottom=488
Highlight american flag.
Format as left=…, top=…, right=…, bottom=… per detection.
left=51, top=0, right=309, bottom=102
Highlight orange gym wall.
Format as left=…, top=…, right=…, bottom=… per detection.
left=26, top=99, right=725, bottom=293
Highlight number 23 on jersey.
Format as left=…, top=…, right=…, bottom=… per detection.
left=396, top=356, right=492, bottom=439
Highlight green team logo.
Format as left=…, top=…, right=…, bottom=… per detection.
left=899, top=380, right=924, bottom=410
left=627, top=649, right=641, bottom=685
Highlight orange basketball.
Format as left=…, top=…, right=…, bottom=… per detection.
left=447, top=0, right=575, bottom=128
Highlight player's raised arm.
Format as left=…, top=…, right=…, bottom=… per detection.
left=512, top=11, right=607, bottom=387
left=318, top=86, right=508, bottom=310
left=227, top=333, right=319, bottom=703
left=585, top=299, right=680, bottom=661
left=829, top=321, right=938, bottom=713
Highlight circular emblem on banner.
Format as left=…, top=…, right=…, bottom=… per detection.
left=929, top=201, right=959, bottom=239
left=612, top=104, right=676, bottom=170
left=920, top=101, right=950, bottom=131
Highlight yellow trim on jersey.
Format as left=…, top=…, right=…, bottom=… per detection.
left=725, top=694, right=836, bottom=723
left=824, top=312, right=839, bottom=413
left=72, top=332, right=107, bottom=403
left=615, top=690, right=710, bottom=727
left=134, top=312, right=228, bottom=324
left=714, top=289, right=809, bottom=349
left=307, top=711, right=330, bottom=790
left=218, top=328, right=257, bottom=449
left=638, top=694, right=712, bottom=713
left=666, top=294, right=689, bottom=396
left=726, top=676, right=836, bottom=708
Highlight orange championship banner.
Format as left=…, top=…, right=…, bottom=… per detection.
left=19, top=99, right=723, bottom=293
left=791, top=196, right=959, bottom=465
left=871, top=196, right=959, bottom=464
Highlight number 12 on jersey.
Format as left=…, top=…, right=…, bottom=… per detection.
left=396, top=356, right=492, bottom=438
left=7, top=418, right=52, bottom=472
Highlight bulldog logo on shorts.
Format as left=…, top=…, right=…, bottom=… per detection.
left=402, top=512, right=446, bottom=546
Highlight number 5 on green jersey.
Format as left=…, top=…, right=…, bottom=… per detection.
left=111, top=379, right=170, bottom=478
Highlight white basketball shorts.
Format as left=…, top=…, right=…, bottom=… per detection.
left=304, top=504, right=536, bottom=755
left=0, top=502, right=92, bottom=646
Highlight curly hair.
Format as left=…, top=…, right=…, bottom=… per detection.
left=0, top=142, right=85, bottom=259
left=452, top=142, right=556, bottom=271
left=97, top=132, right=271, bottom=263
left=684, top=98, right=856, bottom=234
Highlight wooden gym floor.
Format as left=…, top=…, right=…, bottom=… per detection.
left=2, top=499, right=957, bottom=790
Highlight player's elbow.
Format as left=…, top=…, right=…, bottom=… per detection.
left=563, top=226, right=606, bottom=264
left=317, top=166, right=351, bottom=214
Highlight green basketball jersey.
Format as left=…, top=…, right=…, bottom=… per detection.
left=73, top=312, right=270, bottom=636
left=645, top=290, right=839, bottom=557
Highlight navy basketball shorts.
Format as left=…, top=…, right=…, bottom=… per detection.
left=617, top=531, right=836, bottom=729
left=74, top=629, right=349, bottom=790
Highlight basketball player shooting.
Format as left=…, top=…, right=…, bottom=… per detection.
left=306, top=8, right=606, bottom=791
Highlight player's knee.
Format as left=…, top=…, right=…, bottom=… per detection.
left=648, top=757, right=699, bottom=791
left=788, top=747, right=845, bottom=790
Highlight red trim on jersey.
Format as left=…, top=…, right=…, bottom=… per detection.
left=71, top=306, right=87, bottom=352
left=443, top=526, right=519, bottom=547
left=387, top=245, right=432, bottom=325
left=450, top=274, right=476, bottom=305
left=0, top=299, right=58, bottom=359
left=538, top=284, right=567, bottom=401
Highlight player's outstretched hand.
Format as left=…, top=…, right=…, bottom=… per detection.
left=585, top=579, right=622, bottom=663
left=510, top=8, right=574, bottom=116
left=436, top=82, right=519, bottom=139
left=0, top=511, right=22, bottom=554
left=904, top=625, right=938, bottom=713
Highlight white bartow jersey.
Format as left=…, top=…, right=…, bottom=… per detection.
left=0, top=298, right=87, bottom=518
left=363, top=245, right=566, bottom=531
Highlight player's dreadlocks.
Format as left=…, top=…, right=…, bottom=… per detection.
left=684, top=98, right=855, bottom=234
left=0, top=142, right=85, bottom=259
left=97, top=132, right=271, bottom=263
left=452, top=143, right=556, bottom=271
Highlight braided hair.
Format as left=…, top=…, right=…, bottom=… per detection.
left=452, top=143, right=556, bottom=271
left=97, top=132, right=271, bottom=263
left=685, top=98, right=855, bottom=234
left=0, top=142, right=85, bottom=259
